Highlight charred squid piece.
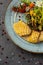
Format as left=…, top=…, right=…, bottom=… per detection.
left=39, top=31, right=43, bottom=42
left=13, top=20, right=31, bottom=37
left=22, top=30, right=40, bottom=43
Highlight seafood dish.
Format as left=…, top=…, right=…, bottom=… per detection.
left=12, top=0, right=43, bottom=43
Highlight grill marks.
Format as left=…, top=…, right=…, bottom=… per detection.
left=21, top=30, right=32, bottom=37
left=37, top=31, right=41, bottom=43
left=22, top=30, right=43, bottom=43
left=13, top=20, right=43, bottom=43
left=38, top=31, right=43, bottom=42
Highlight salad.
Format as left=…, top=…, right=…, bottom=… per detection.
left=12, top=0, right=43, bottom=43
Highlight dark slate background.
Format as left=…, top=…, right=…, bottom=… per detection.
left=0, top=0, right=43, bottom=65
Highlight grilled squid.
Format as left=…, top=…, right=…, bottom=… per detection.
left=13, top=20, right=43, bottom=43
left=13, top=20, right=31, bottom=36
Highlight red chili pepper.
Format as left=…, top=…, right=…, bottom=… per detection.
left=29, top=3, right=35, bottom=8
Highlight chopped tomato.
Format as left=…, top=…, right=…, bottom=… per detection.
left=22, top=3, right=26, bottom=8
left=18, top=7, right=25, bottom=13
left=12, top=7, right=17, bottom=12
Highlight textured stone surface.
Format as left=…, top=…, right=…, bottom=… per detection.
left=0, top=0, right=43, bottom=65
